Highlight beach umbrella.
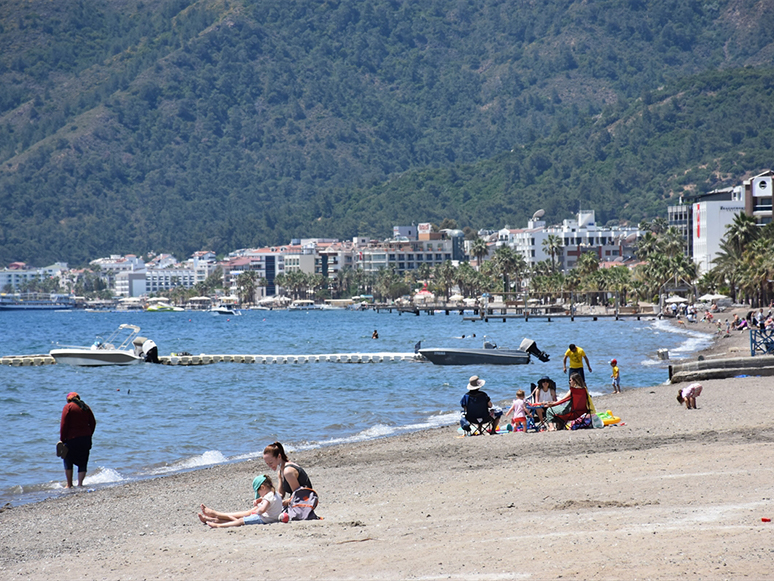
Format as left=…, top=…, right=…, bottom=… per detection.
left=449, top=293, right=464, bottom=301
left=698, top=294, right=715, bottom=301
left=665, top=296, right=688, bottom=303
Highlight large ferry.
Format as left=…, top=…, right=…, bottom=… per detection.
left=0, top=293, right=76, bottom=311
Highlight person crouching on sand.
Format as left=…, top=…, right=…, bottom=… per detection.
left=677, top=383, right=703, bottom=410
left=198, top=474, right=283, bottom=528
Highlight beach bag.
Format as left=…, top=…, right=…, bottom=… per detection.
left=280, top=488, right=320, bottom=522
left=569, top=414, right=593, bottom=430
left=56, top=441, right=68, bottom=459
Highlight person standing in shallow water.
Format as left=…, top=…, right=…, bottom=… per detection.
left=60, top=392, right=97, bottom=488
left=562, top=343, right=592, bottom=383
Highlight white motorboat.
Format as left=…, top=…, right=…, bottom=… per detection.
left=146, top=298, right=184, bottom=312
left=210, top=305, right=241, bottom=315
left=146, top=302, right=184, bottom=312
left=288, top=300, right=321, bottom=311
left=50, top=324, right=153, bottom=366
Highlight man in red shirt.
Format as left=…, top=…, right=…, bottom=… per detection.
left=59, top=392, right=97, bottom=488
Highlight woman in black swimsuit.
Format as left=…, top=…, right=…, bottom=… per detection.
left=263, top=442, right=313, bottom=508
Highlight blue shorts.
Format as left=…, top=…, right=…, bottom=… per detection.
left=243, top=513, right=269, bottom=525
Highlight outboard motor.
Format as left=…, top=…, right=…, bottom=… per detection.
left=519, top=338, right=550, bottom=362
left=142, top=339, right=160, bottom=364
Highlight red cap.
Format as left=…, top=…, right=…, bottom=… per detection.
left=66, top=392, right=79, bottom=401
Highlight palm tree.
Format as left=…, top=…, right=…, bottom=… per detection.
left=236, top=271, right=258, bottom=305
left=470, top=238, right=489, bottom=270
left=433, top=261, right=456, bottom=301
left=724, top=212, right=759, bottom=256
left=541, top=234, right=563, bottom=272
left=492, top=246, right=523, bottom=295
left=576, top=251, right=599, bottom=278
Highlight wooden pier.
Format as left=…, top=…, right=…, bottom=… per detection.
left=370, top=303, right=652, bottom=322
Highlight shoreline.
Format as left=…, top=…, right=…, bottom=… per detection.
left=1, top=312, right=722, bottom=508
left=3, top=308, right=772, bottom=579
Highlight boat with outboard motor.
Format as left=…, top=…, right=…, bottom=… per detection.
left=50, top=324, right=158, bottom=366
left=209, top=305, right=241, bottom=315
left=417, top=337, right=550, bottom=366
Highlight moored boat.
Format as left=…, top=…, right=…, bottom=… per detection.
left=418, top=338, right=550, bottom=366
left=50, top=324, right=155, bottom=366
left=0, top=293, right=76, bottom=311
left=288, top=299, right=321, bottom=311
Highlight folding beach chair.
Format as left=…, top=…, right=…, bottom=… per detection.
left=460, top=391, right=497, bottom=436
left=546, top=385, right=590, bottom=430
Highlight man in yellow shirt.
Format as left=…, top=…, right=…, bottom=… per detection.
left=562, top=343, right=592, bottom=382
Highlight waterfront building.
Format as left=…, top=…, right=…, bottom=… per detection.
left=90, top=255, right=145, bottom=290
left=356, top=226, right=465, bottom=274
left=669, top=187, right=743, bottom=263
left=0, top=262, right=69, bottom=292
left=145, top=266, right=198, bottom=294
left=494, top=211, right=639, bottom=273
left=667, top=200, right=693, bottom=258
left=743, top=170, right=773, bottom=226
left=692, top=199, right=745, bottom=274
left=221, top=248, right=284, bottom=297
left=496, top=219, right=550, bottom=264
left=114, top=271, right=147, bottom=297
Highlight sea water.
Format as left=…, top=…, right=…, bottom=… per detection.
left=0, top=309, right=712, bottom=505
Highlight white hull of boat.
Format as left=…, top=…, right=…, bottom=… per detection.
left=50, top=349, right=143, bottom=366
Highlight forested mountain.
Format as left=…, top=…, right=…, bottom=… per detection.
left=1, top=0, right=773, bottom=265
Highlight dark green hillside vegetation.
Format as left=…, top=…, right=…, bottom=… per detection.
left=327, top=68, right=774, bottom=234
left=0, top=0, right=773, bottom=264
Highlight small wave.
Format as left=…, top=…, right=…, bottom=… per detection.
left=147, top=450, right=228, bottom=475
left=640, top=358, right=666, bottom=366
left=649, top=319, right=714, bottom=358
left=292, top=411, right=460, bottom=451
left=84, top=467, right=124, bottom=485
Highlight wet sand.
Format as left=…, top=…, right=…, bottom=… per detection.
left=1, top=311, right=772, bottom=580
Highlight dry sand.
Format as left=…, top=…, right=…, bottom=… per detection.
left=2, top=313, right=772, bottom=580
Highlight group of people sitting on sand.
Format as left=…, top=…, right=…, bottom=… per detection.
left=197, top=441, right=317, bottom=528
left=460, top=372, right=596, bottom=434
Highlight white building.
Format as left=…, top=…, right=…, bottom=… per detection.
left=0, top=262, right=69, bottom=291
left=497, top=220, right=550, bottom=264
left=115, top=271, right=147, bottom=297
left=90, top=255, right=145, bottom=290
left=146, top=266, right=198, bottom=294
left=692, top=200, right=746, bottom=274
left=495, top=211, right=639, bottom=272
left=554, top=211, right=639, bottom=270
left=744, top=171, right=773, bottom=226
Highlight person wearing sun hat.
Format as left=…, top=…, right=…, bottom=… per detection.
left=59, top=392, right=97, bottom=488
left=198, top=473, right=284, bottom=527
left=459, top=375, right=502, bottom=434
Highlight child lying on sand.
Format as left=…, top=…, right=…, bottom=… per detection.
left=198, top=474, right=283, bottom=527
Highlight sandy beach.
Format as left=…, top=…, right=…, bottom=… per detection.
left=2, top=312, right=772, bottom=580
